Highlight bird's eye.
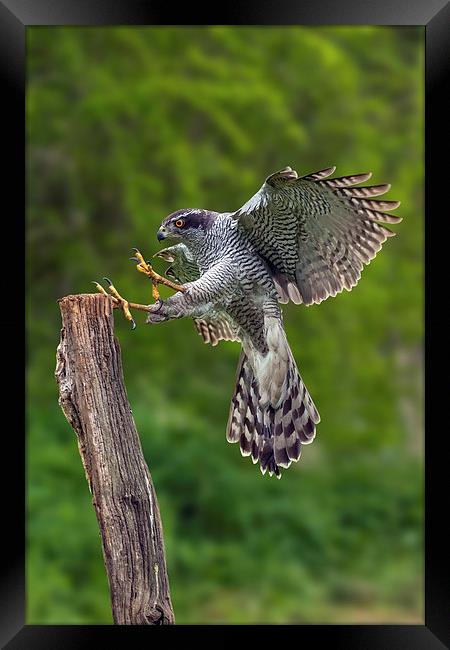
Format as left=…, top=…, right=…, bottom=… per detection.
left=175, top=219, right=185, bottom=228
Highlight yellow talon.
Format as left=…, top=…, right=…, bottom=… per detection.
left=94, top=278, right=136, bottom=329
left=105, top=280, right=123, bottom=302
left=92, top=246, right=186, bottom=329
left=131, top=247, right=186, bottom=296
left=93, top=281, right=109, bottom=297
left=132, top=248, right=148, bottom=269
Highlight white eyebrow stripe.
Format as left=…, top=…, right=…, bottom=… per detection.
left=172, top=209, right=203, bottom=221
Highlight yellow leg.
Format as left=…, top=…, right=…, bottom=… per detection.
left=152, top=281, right=160, bottom=302
left=93, top=248, right=185, bottom=329
left=103, top=278, right=135, bottom=325
left=92, top=281, right=109, bottom=297
left=93, top=278, right=152, bottom=329
left=130, top=248, right=186, bottom=298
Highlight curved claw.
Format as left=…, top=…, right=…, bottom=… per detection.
left=130, top=319, right=136, bottom=331
left=103, top=277, right=113, bottom=286
left=129, top=256, right=139, bottom=262
left=92, top=281, right=109, bottom=296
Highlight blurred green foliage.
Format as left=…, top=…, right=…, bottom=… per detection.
left=26, top=26, right=424, bottom=624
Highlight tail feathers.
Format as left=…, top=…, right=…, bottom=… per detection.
left=226, top=350, right=319, bottom=478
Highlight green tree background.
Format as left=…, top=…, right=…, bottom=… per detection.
left=27, top=26, right=424, bottom=624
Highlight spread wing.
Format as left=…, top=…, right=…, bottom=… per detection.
left=154, top=245, right=240, bottom=346
left=231, top=166, right=402, bottom=305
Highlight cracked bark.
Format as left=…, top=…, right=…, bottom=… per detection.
left=55, top=293, right=175, bottom=625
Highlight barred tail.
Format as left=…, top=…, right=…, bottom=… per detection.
left=226, top=343, right=320, bottom=478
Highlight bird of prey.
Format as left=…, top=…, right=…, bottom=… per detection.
left=97, top=165, right=401, bottom=478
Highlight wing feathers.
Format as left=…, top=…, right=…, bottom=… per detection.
left=330, top=183, right=391, bottom=198
left=350, top=198, right=400, bottom=211
left=300, top=166, right=336, bottom=181
left=233, top=164, right=401, bottom=307
left=318, top=172, right=373, bottom=187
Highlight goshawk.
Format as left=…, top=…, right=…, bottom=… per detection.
left=98, top=165, right=401, bottom=478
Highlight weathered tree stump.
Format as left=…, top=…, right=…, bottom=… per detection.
left=55, top=293, right=175, bottom=625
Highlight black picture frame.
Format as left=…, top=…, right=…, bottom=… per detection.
left=8, top=0, right=448, bottom=647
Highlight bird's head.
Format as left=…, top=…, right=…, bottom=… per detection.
left=157, top=209, right=216, bottom=245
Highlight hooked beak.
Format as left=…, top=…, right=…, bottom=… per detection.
left=157, top=227, right=167, bottom=241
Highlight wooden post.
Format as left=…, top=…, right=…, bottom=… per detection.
left=55, top=293, right=175, bottom=625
